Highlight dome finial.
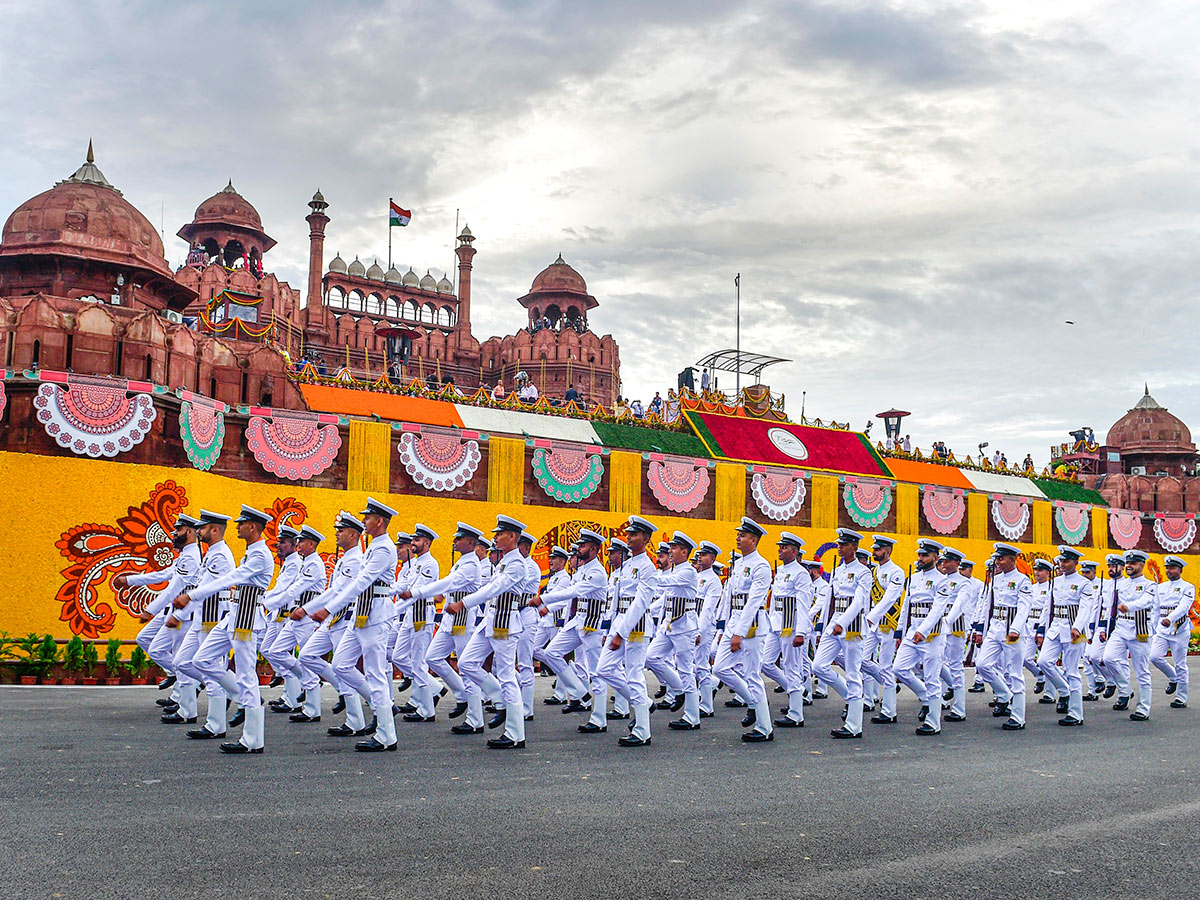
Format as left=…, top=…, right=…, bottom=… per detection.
left=1145, top=382, right=1150, bottom=396
left=86, top=139, right=94, bottom=164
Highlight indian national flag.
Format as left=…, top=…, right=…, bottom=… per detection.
left=389, top=201, right=411, bottom=227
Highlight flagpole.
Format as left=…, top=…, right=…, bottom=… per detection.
left=388, top=197, right=393, bottom=271
left=453, top=208, right=459, bottom=291
left=735, top=273, right=741, bottom=397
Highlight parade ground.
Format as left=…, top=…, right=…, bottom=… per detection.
left=2, top=665, right=1197, bottom=900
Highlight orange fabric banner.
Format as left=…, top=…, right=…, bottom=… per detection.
left=884, top=457, right=975, bottom=489
left=299, top=383, right=463, bottom=427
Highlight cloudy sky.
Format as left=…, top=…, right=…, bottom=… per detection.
left=3, top=0, right=1198, bottom=464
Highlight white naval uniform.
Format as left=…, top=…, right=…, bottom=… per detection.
left=516, top=553, right=543, bottom=716
left=757, top=569, right=789, bottom=696
left=394, top=551, right=441, bottom=718
left=1093, top=577, right=1131, bottom=696
left=1151, top=577, right=1194, bottom=703
left=536, top=560, right=609, bottom=717
left=1026, top=579, right=1058, bottom=699
left=712, top=550, right=774, bottom=737
left=859, top=559, right=906, bottom=719
left=416, top=551, right=484, bottom=727
left=809, top=574, right=832, bottom=694
left=693, top=567, right=724, bottom=714
left=597, top=551, right=661, bottom=741
left=646, top=562, right=701, bottom=725
left=773, top=560, right=815, bottom=725
left=130, top=542, right=202, bottom=681
left=975, top=568, right=1033, bottom=726
left=940, top=573, right=982, bottom=718
left=811, top=558, right=872, bottom=734
left=257, top=550, right=302, bottom=705
left=458, top=549, right=529, bottom=745
left=171, top=540, right=235, bottom=729
left=1082, top=574, right=1113, bottom=690
left=1102, top=575, right=1158, bottom=716
left=324, top=533, right=401, bottom=745
left=262, top=550, right=329, bottom=715
left=894, top=566, right=951, bottom=732
left=1036, top=571, right=1096, bottom=721
left=188, top=539, right=275, bottom=749
left=298, top=546, right=368, bottom=731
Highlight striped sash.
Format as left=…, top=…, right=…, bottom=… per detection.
left=991, top=605, right=1019, bottom=642
left=667, top=596, right=695, bottom=622
left=618, top=596, right=648, bottom=642
left=201, top=589, right=233, bottom=632
left=730, top=592, right=758, bottom=638
left=493, top=592, right=520, bottom=639
left=232, top=585, right=264, bottom=642
left=778, top=595, right=796, bottom=637
left=448, top=592, right=470, bottom=635
left=1051, top=602, right=1080, bottom=623
left=582, top=595, right=606, bottom=633
left=906, top=600, right=942, bottom=639
left=355, top=581, right=392, bottom=629
left=950, top=614, right=966, bottom=638
left=873, top=576, right=902, bottom=634
left=832, top=597, right=862, bottom=640
left=1118, top=609, right=1152, bottom=641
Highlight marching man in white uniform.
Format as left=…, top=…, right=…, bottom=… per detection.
left=693, top=541, right=723, bottom=718
left=940, top=557, right=980, bottom=721
left=260, top=526, right=303, bottom=711
left=261, top=525, right=328, bottom=721
left=1102, top=550, right=1158, bottom=721
left=1150, top=555, right=1193, bottom=710
left=860, top=535, right=906, bottom=724
left=974, top=542, right=1033, bottom=731
left=176, top=505, right=275, bottom=754
left=812, top=528, right=872, bottom=739
left=712, top=517, right=775, bottom=743
left=1035, top=546, right=1096, bottom=726
left=393, top=524, right=441, bottom=722
left=770, top=532, right=813, bottom=729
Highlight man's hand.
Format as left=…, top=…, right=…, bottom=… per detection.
left=972, top=634, right=983, bottom=647
left=165, top=616, right=181, bottom=629
left=138, top=611, right=154, bottom=624
left=113, top=573, right=129, bottom=589
left=173, top=592, right=191, bottom=609
left=913, top=631, right=925, bottom=644
left=1098, top=631, right=1107, bottom=642
left=831, top=624, right=843, bottom=636
left=444, top=600, right=464, bottom=616
left=399, top=589, right=413, bottom=600
left=312, top=609, right=329, bottom=623
left=609, top=634, right=623, bottom=650
left=1071, top=627, right=1082, bottom=642
left=1007, top=630, right=1019, bottom=643
left=730, top=634, right=742, bottom=652
left=289, top=608, right=308, bottom=621
left=1161, top=617, right=1171, bottom=628
left=792, top=635, right=805, bottom=647
left=1118, top=603, right=1129, bottom=614
left=1035, top=635, right=1044, bottom=648
left=538, top=606, right=549, bottom=617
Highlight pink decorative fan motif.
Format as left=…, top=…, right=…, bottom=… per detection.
left=1153, top=514, right=1196, bottom=553
left=921, top=487, right=965, bottom=535
left=750, top=470, right=806, bottom=522
left=34, top=371, right=156, bottom=458
left=647, top=457, right=710, bottom=513
left=1108, top=509, right=1143, bottom=550
left=990, top=497, right=1030, bottom=541
left=245, top=408, right=342, bottom=480
left=398, top=429, right=481, bottom=492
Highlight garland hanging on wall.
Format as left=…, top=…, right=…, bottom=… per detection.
left=34, top=371, right=156, bottom=458
left=178, top=390, right=226, bottom=471
left=0, top=368, right=6, bottom=420
left=1152, top=514, right=1196, bottom=553
left=646, top=454, right=711, bottom=513
left=398, top=427, right=482, bottom=492
left=531, top=442, right=605, bottom=503
left=921, top=487, right=965, bottom=535
left=842, top=478, right=893, bottom=528
left=245, top=407, right=342, bottom=480
left=1108, top=509, right=1143, bottom=550
left=990, top=496, right=1031, bottom=541
left=750, top=469, right=807, bottom=522
left=1053, top=502, right=1090, bottom=545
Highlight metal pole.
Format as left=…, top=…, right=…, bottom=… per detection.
left=735, top=273, right=741, bottom=396
left=388, top=197, right=393, bottom=271
left=453, top=208, right=459, bottom=290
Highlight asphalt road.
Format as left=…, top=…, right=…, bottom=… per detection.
left=2, top=664, right=1199, bottom=900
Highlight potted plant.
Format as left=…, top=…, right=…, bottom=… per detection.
left=80, top=640, right=100, bottom=685
left=126, top=645, right=150, bottom=685
left=104, top=638, right=124, bottom=684
left=35, top=635, right=60, bottom=684
left=13, top=633, right=41, bottom=684
left=61, top=636, right=85, bottom=685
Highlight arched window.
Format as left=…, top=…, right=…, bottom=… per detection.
left=422, top=303, right=436, bottom=324
left=348, top=290, right=365, bottom=312
left=327, top=286, right=346, bottom=307
left=386, top=296, right=402, bottom=318
left=403, top=300, right=418, bottom=320
left=145, top=353, right=153, bottom=380
left=368, top=293, right=383, bottom=315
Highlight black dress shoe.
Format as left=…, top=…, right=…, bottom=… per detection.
left=327, top=724, right=355, bottom=736
left=1058, top=715, right=1083, bottom=726
left=486, top=736, right=526, bottom=749
left=915, top=723, right=940, bottom=736
left=433, top=687, right=448, bottom=707
left=1037, top=695, right=1057, bottom=705
left=1082, top=693, right=1099, bottom=702
left=392, top=704, right=402, bottom=716
left=219, top=741, right=262, bottom=754
left=298, top=691, right=306, bottom=703
left=944, top=712, right=966, bottom=722
left=524, top=714, right=534, bottom=722
left=812, top=690, right=828, bottom=699
left=617, top=734, right=651, bottom=747
left=448, top=701, right=468, bottom=719
left=654, top=698, right=673, bottom=711
left=577, top=722, right=607, bottom=733
left=395, top=677, right=412, bottom=693
left=668, top=694, right=685, bottom=713
left=742, top=730, right=774, bottom=742
left=1166, top=681, right=1177, bottom=695
left=562, top=699, right=590, bottom=714
left=269, top=704, right=301, bottom=714
left=186, top=726, right=225, bottom=739
left=332, top=696, right=346, bottom=714
left=403, top=712, right=435, bottom=723
left=1113, top=696, right=1130, bottom=711
left=228, top=708, right=245, bottom=729
left=355, top=737, right=396, bottom=752
left=397, top=702, right=417, bottom=715
left=988, top=698, right=998, bottom=708
left=724, top=697, right=747, bottom=708
left=1001, top=719, right=1025, bottom=730
left=155, top=697, right=177, bottom=707
left=289, top=712, right=320, bottom=723
left=942, top=688, right=954, bottom=702
left=803, top=698, right=813, bottom=706
left=654, top=685, right=667, bottom=699
left=700, top=710, right=714, bottom=718
left=606, top=710, right=629, bottom=721
left=1129, top=711, right=1149, bottom=721
left=773, top=685, right=786, bottom=694
left=268, top=675, right=284, bottom=689
left=669, top=718, right=700, bottom=730
left=1103, top=684, right=1117, bottom=699
left=355, top=717, right=378, bottom=736
left=1033, top=680, right=1045, bottom=695
left=1056, top=698, right=1069, bottom=714
left=451, top=723, right=484, bottom=734
left=871, top=714, right=897, bottom=724
left=992, top=703, right=1011, bottom=718
left=741, top=709, right=756, bottom=728
left=773, top=716, right=803, bottom=728
left=1170, top=699, right=1188, bottom=709
left=918, top=705, right=929, bottom=722
left=543, top=695, right=565, bottom=705
left=157, top=675, right=177, bottom=691
left=488, top=709, right=507, bottom=730
left=829, top=726, right=861, bottom=739
left=160, top=712, right=196, bottom=724
left=1093, top=681, right=1105, bottom=695
left=968, top=683, right=985, bottom=693
left=483, top=700, right=497, bottom=713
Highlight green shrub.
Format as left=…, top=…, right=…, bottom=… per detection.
left=63, top=636, right=85, bottom=673
left=81, top=640, right=99, bottom=674
left=105, top=639, right=122, bottom=676
left=35, top=635, right=60, bottom=675
left=127, top=645, right=149, bottom=676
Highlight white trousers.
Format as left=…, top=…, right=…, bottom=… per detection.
left=1038, top=631, right=1086, bottom=719
left=860, top=626, right=898, bottom=716
left=712, top=634, right=766, bottom=706
left=147, top=616, right=186, bottom=677
left=1103, top=624, right=1152, bottom=715
left=194, top=625, right=262, bottom=709
left=332, top=622, right=397, bottom=745
left=976, top=624, right=1026, bottom=724
left=646, top=627, right=697, bottom=696
left=459, top=629, right=524, bottom=743
left=1151, top=627, right=1190, bottom=702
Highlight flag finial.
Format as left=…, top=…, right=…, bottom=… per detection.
left=86, top=139, right=94, bottom=164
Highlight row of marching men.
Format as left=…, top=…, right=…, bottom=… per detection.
left=121, top=501, right=1194, bottom=753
